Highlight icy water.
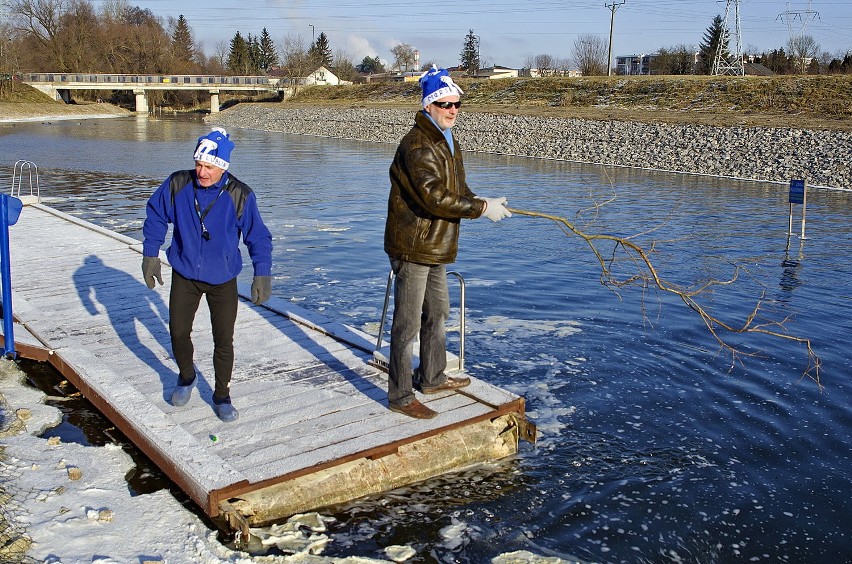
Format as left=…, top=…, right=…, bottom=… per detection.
left=1, top=115, right=850, bottom=563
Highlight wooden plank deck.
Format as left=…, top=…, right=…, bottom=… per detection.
left=4, top=203, right=531, bottom=528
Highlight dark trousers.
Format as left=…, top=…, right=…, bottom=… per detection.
left=169, top=272, right=238, bottom=402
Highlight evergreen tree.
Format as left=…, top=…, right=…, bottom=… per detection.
left=763, top=48, right=790, bottom=74
left=259, top=28, right=279, bottom=71
left=227, top=31, right=250, bottom=74
left=459, top=29, right=480, bottom=76
left=246, top=33, right=263, bottom=74
left=170, top=15, right=196, bottom=72
left=308, top=32, right=333, bottom=67
left=357, top=56, right=384, bottom=74
left=698, top=15, right=727, bottom=74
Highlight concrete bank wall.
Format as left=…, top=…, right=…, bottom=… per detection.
left=210, top=106, right=851, bottom=190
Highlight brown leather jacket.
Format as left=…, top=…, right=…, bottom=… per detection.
left=384, top=111, right=486, bottom=265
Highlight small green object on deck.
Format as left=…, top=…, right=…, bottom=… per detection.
left=210, top=434, right=218, bottom=442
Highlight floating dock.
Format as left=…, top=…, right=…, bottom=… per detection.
left=2, top=202, right=534, bottom=537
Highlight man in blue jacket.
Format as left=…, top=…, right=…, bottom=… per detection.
left=142, top=127, right=273, bottom=422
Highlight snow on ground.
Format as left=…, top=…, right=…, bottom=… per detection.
left=0, top=360, right=571, bottom=564
left=0, top=359, right=390, bottom=563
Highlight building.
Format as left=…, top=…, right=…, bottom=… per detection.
left=615, top=54, right=654, bottom=75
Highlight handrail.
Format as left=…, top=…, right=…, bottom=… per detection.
left=374, top=268, right=466, bottom=371
left=20, top=72, right=276, bottom=86
left=11, top=160, right=39, bottom=202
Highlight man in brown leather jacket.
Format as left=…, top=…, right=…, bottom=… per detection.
left=384, top=66, right=512, bottom=419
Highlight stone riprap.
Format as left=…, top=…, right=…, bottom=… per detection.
left=210, top=106, right=851, bottom=190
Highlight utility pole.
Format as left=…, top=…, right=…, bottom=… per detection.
left=605, top=1, right=626, bottom=76
left=711, top=0, right=744, bottom=75
left=778, top=0, right=819, bottom=73
left=309, top=24, right=315, bottom=44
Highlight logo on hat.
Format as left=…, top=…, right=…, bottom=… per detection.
left=420, top=65, right=464, bottom=108
left=193, top=127, right=233, bottom=170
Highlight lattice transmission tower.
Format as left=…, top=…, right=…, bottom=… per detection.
left=778, top=1, right=820, bottom=73
left=711, top=0, right=744, bottom=76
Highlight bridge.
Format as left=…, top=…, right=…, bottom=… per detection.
left=20, top=73, right=283, bottom=113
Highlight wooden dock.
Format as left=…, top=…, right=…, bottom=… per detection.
left=3, top=202, right=534, bottom=535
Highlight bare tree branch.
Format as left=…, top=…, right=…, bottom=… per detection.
left=507, top=206, right=822, bottom=385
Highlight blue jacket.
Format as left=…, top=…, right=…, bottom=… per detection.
left=143, top=170, right=272, bottom=285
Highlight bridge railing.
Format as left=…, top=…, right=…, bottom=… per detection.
left=20, top=73, right=276, bottom=87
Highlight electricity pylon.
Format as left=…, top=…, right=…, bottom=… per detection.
left=778, top=1, right=820, bottom=73
left=711, top=0, right=744, bottom=75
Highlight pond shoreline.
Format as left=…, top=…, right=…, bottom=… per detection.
left=209, top=103, right=851, bottom=191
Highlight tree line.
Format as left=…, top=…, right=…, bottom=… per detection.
left=2, top=0, right=850, bottom=103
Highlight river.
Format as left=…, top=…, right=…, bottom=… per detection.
left=1, top=114, right=850, bottom=563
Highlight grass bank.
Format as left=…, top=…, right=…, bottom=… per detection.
left=0, top=83, right=130, bottom=122
left=287, top=74, right=852, bottom=131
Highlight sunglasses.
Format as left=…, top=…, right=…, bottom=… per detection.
left=432, top=101, right=462, bottom=109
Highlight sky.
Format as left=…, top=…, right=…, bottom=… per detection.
left=90, top=0, right=852, bottom=69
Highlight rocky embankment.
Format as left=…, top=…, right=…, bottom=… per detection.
left=211, top=105, right=851, bottom=190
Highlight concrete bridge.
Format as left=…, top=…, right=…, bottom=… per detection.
left=20, top=73, right=282, bottom=113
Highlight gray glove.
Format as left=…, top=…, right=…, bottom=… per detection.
left=251, top=275, right=272, bottom=305
left=480, top=196, right=512, bottom=222
left=142, top=256, right=163, bottom=289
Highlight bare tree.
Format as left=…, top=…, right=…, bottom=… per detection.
left=788, top=34, right=820, bottom=74
left=390, top=43, right=416, bottom=72
left=209, top=40, right=229, bottom=73
left=8, top=0, right=70, bottom=70
left=573, top=34, right=608, bottom=76
left=331, top=49, right=358, bottom=82
left=525, top=54, right=557, bottom=76
left=279, top=33, right=314, bottom=93
left=651, top=44, right=697, bottom=75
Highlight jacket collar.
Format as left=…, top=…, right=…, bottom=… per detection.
left=415, top=110, right=454, bottom=154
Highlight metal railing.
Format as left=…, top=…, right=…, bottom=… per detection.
left=20, top=73, right=277, bottom=87
left=373, top=269, right=466, bottom=372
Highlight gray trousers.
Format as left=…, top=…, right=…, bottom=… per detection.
left=387, top=259, right=450, bottom=407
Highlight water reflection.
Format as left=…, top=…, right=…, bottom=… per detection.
left=779, top=236, right=805, bottom=295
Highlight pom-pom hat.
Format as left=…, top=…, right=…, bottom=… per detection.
left=193, top=127, right=234, bottom=170
left=420, top=65, right=464, bottom=108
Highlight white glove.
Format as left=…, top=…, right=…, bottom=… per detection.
left=480, top=197, right=512, bottom=222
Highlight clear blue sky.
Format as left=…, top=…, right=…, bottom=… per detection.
left=93, top=0, right=852, bottom=68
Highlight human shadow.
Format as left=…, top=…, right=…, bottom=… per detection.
left=72, top=255, right=205, bottom=403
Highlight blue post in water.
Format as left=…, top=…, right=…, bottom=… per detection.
left=0, top=194, right=24, bottom=358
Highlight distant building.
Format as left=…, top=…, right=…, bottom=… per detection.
left=615, top=54, right=654, bottom=75
left=521, top=67, right=582, bottom=78
left=268, top=65, right=352, bottom=87
left=475, top=65, right=520, bottom=79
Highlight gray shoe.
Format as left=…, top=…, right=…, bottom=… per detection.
left=170, top=383, right=193, bottom=406
left=214, top=401, right=239, bottom=422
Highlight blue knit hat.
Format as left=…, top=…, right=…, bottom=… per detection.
left=420, top=65, right=464, bottom=108
left=193, top=127, right=234, bottom=170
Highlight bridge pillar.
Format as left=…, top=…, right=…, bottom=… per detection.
left=133, top=89, right=149, bottom=113
left=210, top=90, right=220, bottom=114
